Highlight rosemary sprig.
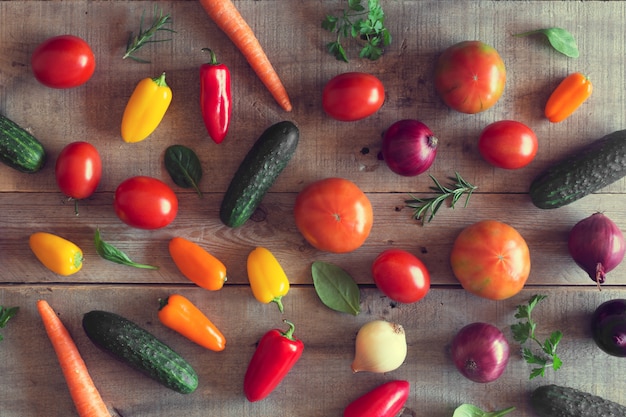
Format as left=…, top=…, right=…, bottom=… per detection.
left=405, top=172, right=477, bottom=223
left=123, top=6, right=175, bottom=63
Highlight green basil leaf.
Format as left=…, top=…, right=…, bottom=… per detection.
left=311, top=261, right=360, bottom=315
left=164, top=144, right=203, bottom=197
left=94, top=229, right=159, bottom=270
left=514, top=27, right=579, bottom=58
left=453, top=404, right=515, bottom=417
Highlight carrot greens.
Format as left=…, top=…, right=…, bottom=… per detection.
left=123, top=6, right=175, bottom=63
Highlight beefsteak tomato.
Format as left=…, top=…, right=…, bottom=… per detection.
left=55, top=141, right=102, bottom=200
left=31, top=35, right=96, bottom=89
left=322, top=72, right=385, bottom=121
left=372, top=249, right=430, bottom=303
left=294, top=178, right=373, bottom=253
left=450, top=220, right=530, bottom=300
left=478, top=120, right=538, bottom=169
left=113, top=176, right=178, bottom=229
left=434, top=40, right=506, bottom=114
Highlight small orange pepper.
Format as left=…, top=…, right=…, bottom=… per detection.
left=168, top=237, right=227, bottom=291
left=158, top=294, right=226, bottom=352
left=121, top=72, right=172, bottom=143
left=544, top=72, right=592, bottom=123
left=29, top=232, right=83, bottom=276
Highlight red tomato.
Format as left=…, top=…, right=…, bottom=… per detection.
left=450, top=220, right=530, bottom=300
left=478, top=120, right=538, bottom=169
left=372, top=249, right=430, bottom=303
left=113, top=176, right=178, bottom=229
left=294, top=178, right=373, bottom=253
left=434, top=40, right=506, bottom=114
left=322, top=72, right=385, bottom=121
left=31, top=35, right=96, bottom=89
left=55, top=141, right=102, bottom=200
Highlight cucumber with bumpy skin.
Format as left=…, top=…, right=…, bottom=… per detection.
left=529, top=130, right=626, bottom=209
left=0, top=114, right=46, bottom=173
left=220, top=121, right=299, bottom=228
left=531, top=384, right=626, bottom=417
left=82, top=310, right=198, bottom=394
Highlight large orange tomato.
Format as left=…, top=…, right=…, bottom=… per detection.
left=434, top=40, right=506, bottom=114
left=294, top=178, right=373, bottom=253
left=450, top=220, right=530, bottom=300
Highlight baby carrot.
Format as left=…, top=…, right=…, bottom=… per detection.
left=37, top=300, right=110, bottom=417
left=197, top=0, right=292, bottom=112
left=544, top=72, right=592, bottom=123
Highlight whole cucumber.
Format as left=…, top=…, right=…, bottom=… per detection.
left=0, top=114, right=46, bottom=173
left=531, top=384, right=626, bottom=417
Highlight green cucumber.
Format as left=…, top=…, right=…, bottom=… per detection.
left=531, top=384, right=626, bottom=417
left=0, top=114, right=46, bottom=173
left=82, top=310, right=198, bottom=394
left=220, top=120, right=299, bottom=228
left=529, top=130, right=626, bottom=209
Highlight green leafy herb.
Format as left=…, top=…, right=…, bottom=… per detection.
left=311, top=261, right=360, bottom=315
left=322, top=0, right=391, bottom=62
left=405, top=172, right=477, bottom=224
left=511, top=294, right=563, bottom=379
left=0, top=306, right=18, bottom=341
left=94, top=229, right=159, bottom=270
left=453, top=404, right=515, bottom=417
left=123, top=6, right=175, bottom=63
left=514, top=27, right=579, bottom=58
left=164, top=145, right=203, bottom=197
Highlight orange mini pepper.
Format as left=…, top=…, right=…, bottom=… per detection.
left=544, top=72, right=592, bottom=123
left=168, top=237, right=227, bottom=291
left=158, top=294, right=226, bottom=352
left=121, top=72, right=172, bottom=143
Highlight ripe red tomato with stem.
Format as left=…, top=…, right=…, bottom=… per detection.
left=478, top=120, right=538, bottom=169
left=434, top=40, right=506, bottom=114
left=372, top=249, right=430, bottom=303
left=113, top=176, right=178, bottom=229
left=322, top=72, right=385, bottom=121
left=31, top=35, right=96, bottom=89
left=294, top=177, right=373, bottom=253
left=450, top=220, right=530, bottom=300
left=55, top=141, right=102, bottom=214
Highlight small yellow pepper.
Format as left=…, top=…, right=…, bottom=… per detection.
left=29, top=232, right=83, bottom=276
left=121, top=72, right=172, bottom=143
left=246, top=247, right=290, bottom=313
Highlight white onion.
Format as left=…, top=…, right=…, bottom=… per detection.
left=351, top=320, right=407, bottom=373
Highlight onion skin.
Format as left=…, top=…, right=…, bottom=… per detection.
left=351, top=320, right=407, bottom=373
left=381, top=119, right=438, bottom=177
left=343, top=380, right=410, bottom=417
left=451, top=322, right=510, bottom=383
left=568, top=212, right=625, bottom=285
left=591, top=299, right=626, bottom=357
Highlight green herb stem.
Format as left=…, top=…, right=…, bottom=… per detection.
left=123, top=6, right=175, bottom=63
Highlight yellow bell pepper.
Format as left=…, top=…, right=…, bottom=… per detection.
left=121, top=72, right=172, bottom=143
left=246, top=247, right=290, bottom=313
left=29, top=232, right=83, bottom=276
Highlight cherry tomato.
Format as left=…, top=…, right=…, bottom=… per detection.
left=434, top=40, right=506, bottom=114
left=55, top=141, right=102, bottom=200
left=31, top=35, right=96, bottom=89
left=322, top=72, right=385, bottom=121
left=478, top=120, right=538, bottom=169
left=113, top=176, right=178, bottom=229
left=450, top=220, right=530, bottom=300
left=294, top=178, right=373, bottom=253
left=372, top=249, right=430, bottom=303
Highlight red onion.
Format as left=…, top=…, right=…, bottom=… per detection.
left=381, top=119, right=438, bottom=176
left=450, top=322, right=510, bottom=383
left=591, top=299, right=626, bottom=357
left=568, top=212, right=625, bottom=285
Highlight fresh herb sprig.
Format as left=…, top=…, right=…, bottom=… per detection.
left=405, top=172, right=477, bottom=224
left=123, top=6, right=175, bottom=63
left=0, top=306, right=19, bottom=341
left=511, top=294, right=563, bottom=379
left=322, top=0, right=391, bottom=62
left=94, top=229, right=159, bottom=270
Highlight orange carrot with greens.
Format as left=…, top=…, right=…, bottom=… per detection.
left=37, top=300, right=110, bottom=417
left=197, top=0, right=292, bottom=112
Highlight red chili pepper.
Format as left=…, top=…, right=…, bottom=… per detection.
left=343, top=380, right=410, bottom=417
left=200, top=48, right=231, bottom=144
left=243, top=320, right=304, bottom=402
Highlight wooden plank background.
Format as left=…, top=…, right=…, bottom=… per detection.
left=2, top=1, right=626, bottom=416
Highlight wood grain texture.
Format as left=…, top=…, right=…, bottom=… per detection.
left=1, top=1, right=626, bottom=416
